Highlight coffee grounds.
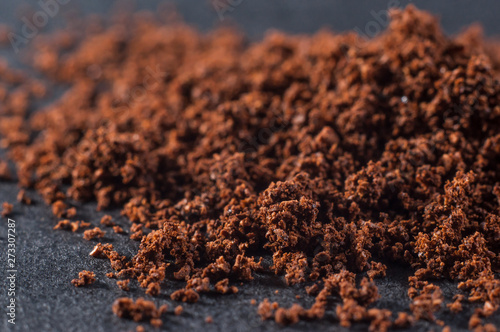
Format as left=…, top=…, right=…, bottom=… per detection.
left=174, top=305, right=183, bottom=316
left=100, top=215, right=115, bottom=227
left=0, top=159, right=11, bottom=180
left=112, top=297, right=168, bottom=327
left=16, top=189, right=32, bottom=205
left=83, top=227, right=106, bottom=240
left=0, top=4, right=499, bottom=331
left=54, top=219, right=90, bottom=232
left=113, top=225, right=125, bottom=234
left=117, top=279, right=130, bottom=291
left=53, top=219, right=77, bottom=232
left=71, top=270, right=96, bottom=287
left=1, top=201, right=13, bottom=217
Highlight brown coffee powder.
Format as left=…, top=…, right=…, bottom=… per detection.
left=0, top=5, right=499, bottom=331
left=71, top=270, right=96, bottom=287
left=1, top=201, right=13, bottom=217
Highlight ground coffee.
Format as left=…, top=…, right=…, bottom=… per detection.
left=0, top=5, right=499, bottom=331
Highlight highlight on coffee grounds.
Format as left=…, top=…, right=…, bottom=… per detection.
left=0, top=4, right=499, bottom=331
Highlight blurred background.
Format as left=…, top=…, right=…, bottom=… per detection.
left=1, top=0, right=499, bottom=43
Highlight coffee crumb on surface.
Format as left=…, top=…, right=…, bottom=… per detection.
left=0, top=159, right=11, bottom=180
left=117, top=279, right=130, bottom=291
left=83, top=227, right=106, bottom=240
left=1, top=202, right=13, bottom=217
left=112, top=297, right=167, bottom=326
left=100, top=215, right=115, bottom=227
left=174, top=305, right=183, bottom=316
left=71, top=270, right=96, bottom=287
left=17, top=190, right=32, bottom=205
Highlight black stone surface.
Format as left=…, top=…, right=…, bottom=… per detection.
left=1, top=1, right=499, bottom=331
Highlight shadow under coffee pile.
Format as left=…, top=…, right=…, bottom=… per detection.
left=0, top=5, right=499, bottom=331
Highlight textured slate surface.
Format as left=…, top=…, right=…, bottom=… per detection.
left=1, top=1, right=499, bottom=331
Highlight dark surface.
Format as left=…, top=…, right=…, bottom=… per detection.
left=1, top=1, right=500, bottom=331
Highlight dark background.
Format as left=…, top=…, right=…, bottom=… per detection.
left=2, top=0, right=500, bottom=39
left=1, top=1, right=500, bottom=331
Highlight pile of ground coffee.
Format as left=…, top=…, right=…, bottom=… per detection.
left=0, top=5, right=499, bottom=331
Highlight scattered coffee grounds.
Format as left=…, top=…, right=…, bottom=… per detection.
left=174, top=305, right=183, bottom=316
left=83, top=227, right=106, bottom=240
left=113, top=225, right=125, bottom=234
left=447, top=294, right=465, bottom=313
left=80, top=221, right=91, bottom=228
left=214, top=278, right=239, bottom=294
left=0, top=4, right=499, bottom=331
left=88, top=242, right=127, bottom=274
left=54, top=220, right=90, bottom=232
left=112, top=297, right=168, bottom=327
left=0, top=159, right=11, bottom=180
left=16, top=189, right=32, bottom=205
left=66, top=207, right=77, bottom=218
left=51, top=200, right=67, bottom=218
left=71, top=270, right=96, bottom=287
left=100, top=215, right=115, bottom=227
left=53, top=219, right=76, bottom=232
left=117, top=279, right=131, bottom=291
left=89, top=243, right=111, bottom=258
left=170, top=288, right=200, bottom=303
left=1, top=202, right=13, bottom=217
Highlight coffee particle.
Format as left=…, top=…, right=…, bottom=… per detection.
left=83, top=227, right=106, bottom=240
left=117, top=279, right=130, bottom=291
left=1, top=202, right=13, bottom=217
left=174, top=305, right=183, bottom=316
left=71, top=270, right=96, bottom=287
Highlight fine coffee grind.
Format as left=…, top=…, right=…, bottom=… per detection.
left=0, top=5, right=499, bottom=331
left=71, top=270, right=96, bottom=287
